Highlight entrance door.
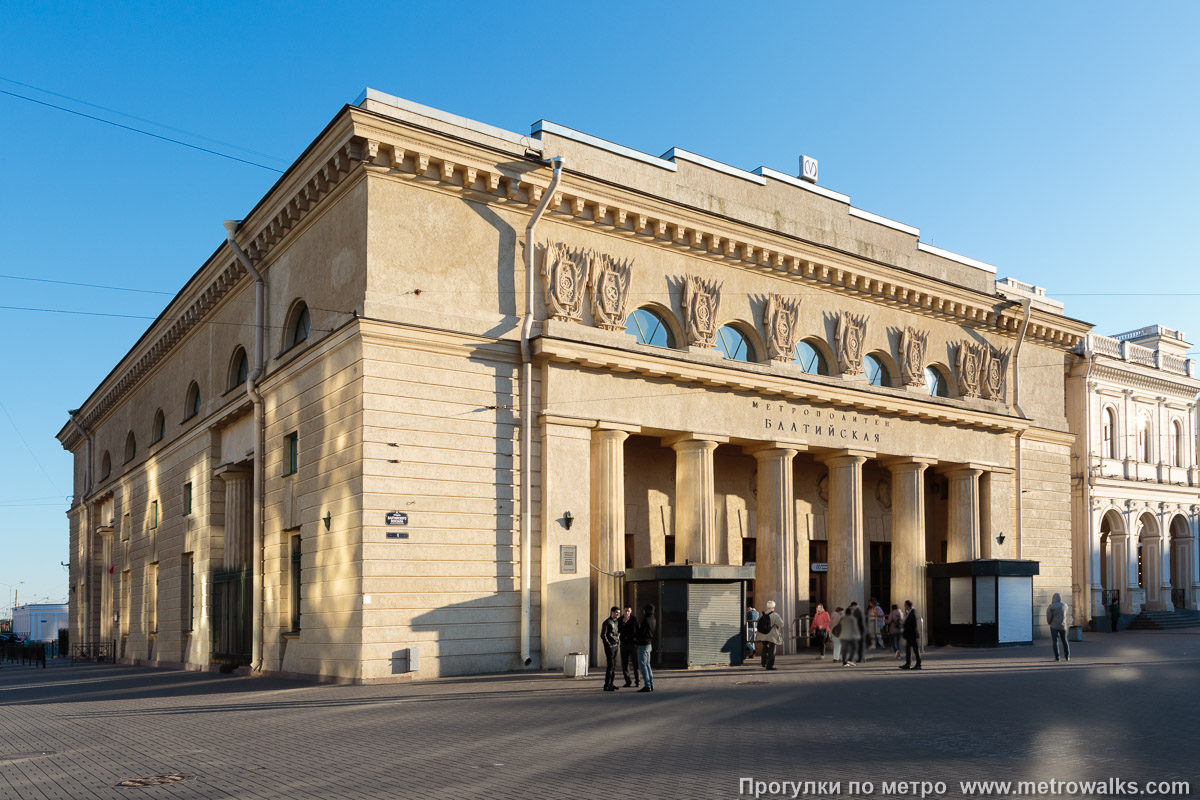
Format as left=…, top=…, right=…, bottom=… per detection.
left=809, top=541, right=828, bottom=610
left=869, top=542, right=892, bottom=607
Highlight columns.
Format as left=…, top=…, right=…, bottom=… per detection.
left=216, top=466, right=252, bottom=569
left=884, top=458, right=932, bottom=615
left=1111, top=531, right=1130, bottom=613
left=944, top=466, right=983, bottom=562
left=667, top=434, right=725, bottom=565
left=752, top=446, right=799, bottom=648
left=820, top=449, right=870, bottom=608
left=590, top=428, right=629, bottom=646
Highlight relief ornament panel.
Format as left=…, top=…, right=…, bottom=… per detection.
left=541, top=242, right=589, bottom=323
left=763, top=293, right=802, bottom=362
left=899, top=327, right=929, bottom=387
left=589, top=252, right=633, bottom=331
left=684, top=274, right=723, bottom=348
left=835, top=312, right=869, bottom=376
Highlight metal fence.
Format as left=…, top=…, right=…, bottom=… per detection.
left=70, top=641, right=117, bottom=663
left=2, top=642, right=49, bottom=667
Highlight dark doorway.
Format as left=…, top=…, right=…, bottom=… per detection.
left=809, top=541, right=828, bottom=611
left=743, top=536, right=757, bottom=607
left=869, top=542, right=892, bottom=607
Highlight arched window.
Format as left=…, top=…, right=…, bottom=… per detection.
left=123, top=431, right=136, bottom=464
left=229, top=347, right=249, bottom=391
left=100, top=451, right=112, bottom=480
left=863, top=353, right=891, bottom=387
left=1137, top=411, right=1152, bottom=462
left=151, top=409, right=165, bottom=444
left=715, top=325, right=755, bottom=362
left=625, top=307, right=675, bottom=348
left=185, top=381, right=201, bottom=421
left=794, top=339, right=830, bottom=375
left=924, top=365, right=950, bottom=397
left=1103, top=408, right=1117, bottom=459
left=1171, top=420, right=1183, bottom=467
left=286, top=302, right=311, bottom=350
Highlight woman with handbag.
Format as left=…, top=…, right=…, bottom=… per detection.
left=810, top=604, right=831, bottom=659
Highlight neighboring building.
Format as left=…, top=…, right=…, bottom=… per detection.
left=59, top=89, right=1089, bottom=683
left=1067, top=326, right=1200, bottom=625
left=12, top=603, right=69, bottom=642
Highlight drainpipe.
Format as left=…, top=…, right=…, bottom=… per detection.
left=224, top=220, right=266, bottom=673
left=520, top=156, right=564, bottom=668
left=1080, top=344, right=1096, bottom=628
left=68, top=410, right=93, bottom=646
left=1012, top=298, right=1033, bottom=560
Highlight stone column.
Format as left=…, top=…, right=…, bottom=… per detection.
left=667, top=435, right=725, bottom=565
left=752, top=446, right=799, bottom=650
left=590, top=428, right=628, bottom=651
left=945, top=466, right=983, bottom=562
left=884, top=458, right=932, bottom=615
left=217, top=466, right=252, bottom=569
left=821, top=450, right=870, bottom=608
left=1110, top=531, right=1130, bottom=613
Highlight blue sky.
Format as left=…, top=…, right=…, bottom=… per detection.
left=2, top=1, right=1197, bottom=614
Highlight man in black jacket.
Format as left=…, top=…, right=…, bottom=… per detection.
left=848, top=601, right=867, bottom=663
left=617, top=606, right=640, bottom=687
left=600, top=606, right=621, bottom=691
left=635, top=604, right=656, bottom=692
left=898, top=600, right=922, bottom=670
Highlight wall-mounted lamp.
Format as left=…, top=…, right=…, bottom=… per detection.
left=563, top=510, right=574, bottom=530
left=323, top=512, right=332, bottom=531
left=995, top=531, right=1006, bottom=545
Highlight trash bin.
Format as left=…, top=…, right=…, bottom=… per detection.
left=563, top=652, right=588, bottom=678
left=1068, top=625, right=1083, bottom=642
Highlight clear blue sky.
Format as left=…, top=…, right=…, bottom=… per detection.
left=2, top=2, right=1197, bottom=614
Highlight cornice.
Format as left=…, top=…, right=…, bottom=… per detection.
left=1092, top=362, right=1200, bottom=399
left=346, top=111, right=1089, bottom=353
left=534, top=336, right=1030, bottom=434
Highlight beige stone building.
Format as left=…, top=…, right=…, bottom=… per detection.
left=59, top=89, right=1089, bottom=682
left=1067, top=325, right=1200, bottom=625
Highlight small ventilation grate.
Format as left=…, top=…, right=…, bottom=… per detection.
left=117, top=775, right=191, bottom=788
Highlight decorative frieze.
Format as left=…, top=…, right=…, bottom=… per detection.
left=541, top=242, right=589, bottom=323
left=899, top=327, right=929, bottom=387
left=589, top=253, right=633, bottom=331
left=763, top=293, right=801, bottom=362
left=835, top=312, right=869, bottom=376
left=683, top=275, right=723, bottom=348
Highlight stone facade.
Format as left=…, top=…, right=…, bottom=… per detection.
left=59, top=89, right=1091, bottom=682
left=1066, top=326, right=1200, bottom=625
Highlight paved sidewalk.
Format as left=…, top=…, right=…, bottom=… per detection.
left=1, top=630, right=1198, bottom=799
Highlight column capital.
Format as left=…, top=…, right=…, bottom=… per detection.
left=591, top=428, right=630, bottom=444
left=880, top=456, right=937, bottom=471
left=662, top=433, right=728, bottom=449
left=745, top=444, right=802, bottom=460
left=818, top=448, right=872, bottom=467
left=941, top=464, right=986, bottom=479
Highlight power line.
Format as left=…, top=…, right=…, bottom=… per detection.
left=0, top=88, right=284, bottom=173
left=0, top=397, right=62, bottom=497
left=0, top=274, right=174, bottom=296
left=0, top=76, right=290, bottom=165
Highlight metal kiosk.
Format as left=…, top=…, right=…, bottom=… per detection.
left=927, top=559, right=1039, bottom=647
left=624, top=565, right=755, bottom=668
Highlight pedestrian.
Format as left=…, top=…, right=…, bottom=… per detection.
left=618, top=606, right=640, bottom=687
left=887, top=603, right=903, bottom=659
left=811, top=603, right=831, bottom=659
left=1047, top=592, right=1070, bottom=662
left=871, top=599, right=886, bottom=649
left=601, top=606, right=621, bottom=691
left=636, top=603, right=656, bottom=692
left=898, top=600, right=922, bottom=670
left=829, top=606, right=845, bottom=662
left=1109, top=597, right=1121, bottom=633
left=838, top=603, right=861, bottom=666
left=848, top=601, right=867, bottom=662
left=745, top=603, right=759, bottom=660
left=759, top=600, right=784, bottom=671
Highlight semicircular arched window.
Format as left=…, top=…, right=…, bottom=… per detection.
left=715, top=325, right=755, bottom=362
left=1137, top=411, right=1152, bottom=462
left=625, top=307, right=675, bottom=348
left=864, top=353, right=891, bottom=387
left=924, top=365, right=950, bottom=397
left=1103, top=407, right=1117, bottom=459
left=289, top=303, right=311, bottom=349
left=123, top=431, right=137, bottom=464
left=151, top=409, right=165, bottom=444
left=229, top=348, right=249, bottom=391
left=794, top=339, right=830, bottom=375
left=185, top=381, right=201, bottom=421
left=100, top=451, right=112, bottom=480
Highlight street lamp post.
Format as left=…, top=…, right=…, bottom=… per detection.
left=2, top=581, right=25, bottom=631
